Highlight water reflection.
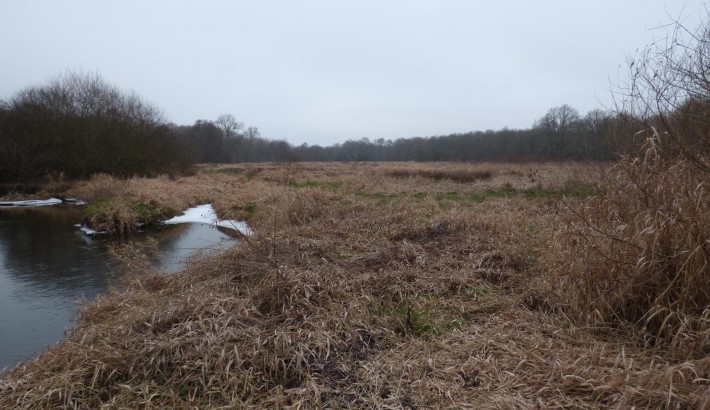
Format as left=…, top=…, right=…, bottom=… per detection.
left=0, top=207, right=112, bottom=370
left=0, top=207, right=238, bottom=371
left=148, top=222, right=237, bottom=273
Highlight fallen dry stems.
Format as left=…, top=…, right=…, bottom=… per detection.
left=1, top=162, right=707, bottom=408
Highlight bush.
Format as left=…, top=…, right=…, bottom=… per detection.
left=0, top=72, right=194, bottom=183
left=550, top=133, right=709, bottom=357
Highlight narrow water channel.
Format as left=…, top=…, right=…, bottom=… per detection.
left=0, top=206, right=237, bottom=371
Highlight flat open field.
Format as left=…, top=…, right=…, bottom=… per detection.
left=1, top=162, right=708, bottom=408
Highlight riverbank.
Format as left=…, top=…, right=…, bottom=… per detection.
left=1, top=162, right=707, bottom=408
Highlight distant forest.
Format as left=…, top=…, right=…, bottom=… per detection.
left=180, top=103, right=625, bottom=164
left=0, top=73, right=630, bottom=185
left=294, top=105, right=625, bottom=162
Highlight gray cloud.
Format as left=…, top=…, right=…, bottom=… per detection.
left=0, top=1, right=704, bottom=146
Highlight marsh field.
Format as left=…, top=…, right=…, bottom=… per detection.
left=0, top=160, right=708, bottom=408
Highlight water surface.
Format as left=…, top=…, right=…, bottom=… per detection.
left=0, top=206, right=236, bottom=371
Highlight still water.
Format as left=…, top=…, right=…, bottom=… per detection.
left=0, top=206, right=236, bottom=371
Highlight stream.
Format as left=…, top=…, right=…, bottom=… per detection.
left=0, top=205, right=238, bottom=371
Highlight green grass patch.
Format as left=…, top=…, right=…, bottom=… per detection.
left=561, top=184, right=601, bottom=198
left=412, top=192, right=427, bottom=202
left=290, top=180, right=320, bottom=189
left=466, top=285, right=491, bottom=297
left=327, top=180, right=343, bottom=189
left=200, top=167, right=259, bottom=180
left=522, top=189, right=558, bottom=199
left=386, top=169, right=493, bottom=183
left=484, top=186, right=519, bottom=199
left=354, top=190, right=399, bottom=201
left=442, top=317, right=468, bottom=331
left=400, top=307, right=439, bottom=338
left=82, top=197, right=115, bottom=219
left=83, top=198, right=175, bottom=225
left=374, top=304, right=470, bottom=338
left=132, top=201, right=176, bottom=223
left=290, top=180, right=343, bottom=190
left=231, top=202, right=257, bottom=220
left=434, top=191, right=461, bottom=201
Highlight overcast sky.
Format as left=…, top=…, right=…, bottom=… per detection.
left=0, top=1, right=706, bottom=146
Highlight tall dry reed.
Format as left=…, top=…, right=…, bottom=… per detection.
left=548, top=130, right=710, bottom=358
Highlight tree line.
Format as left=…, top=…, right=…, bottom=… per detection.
left=182, top=103, right=634, bottom=164
left=172, top=115, right=292, bottom=163
left=0, top=73, right=284, bottom=186
left=293, top=105, right=632, bottom=162
left=1, top=72, right=641, bottom=188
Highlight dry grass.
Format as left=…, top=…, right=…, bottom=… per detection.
left=544, top=133, right=710, bottom=360
left=59, top=172, right=268, bottom=236
left=1, top=161, right=708, bottom=408
left=384, top=167, right=493, bottom=183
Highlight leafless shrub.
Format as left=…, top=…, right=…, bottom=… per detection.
left=549, top=13, right=710, bottom=358
left=619, top=11, right=710, bottom=167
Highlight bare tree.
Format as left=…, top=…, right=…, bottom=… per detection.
left=215, top=113, right=244, bottom=139
left=618, top=12, right=710, bottom=169
left=535, top=104, right=581, bottom=134
left=582, top=109, right=612, bottom=134
left=244, top=126, right=260, bottom=140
